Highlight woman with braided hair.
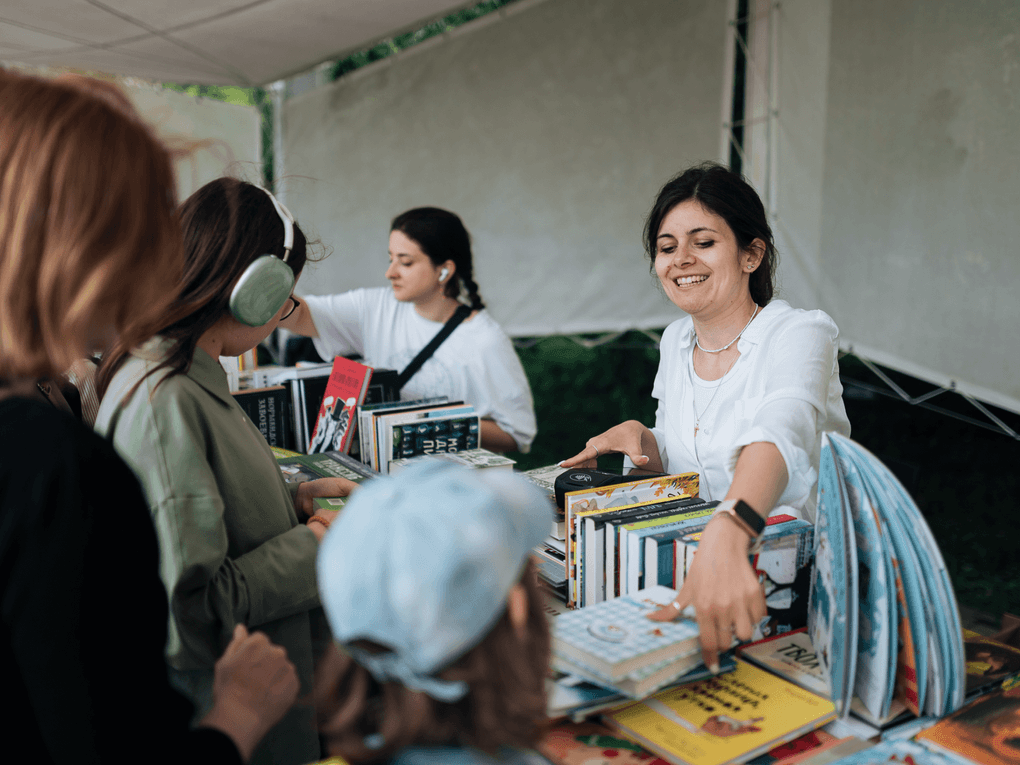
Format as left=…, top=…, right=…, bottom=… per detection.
left=282, top=206, right=536, bottom=453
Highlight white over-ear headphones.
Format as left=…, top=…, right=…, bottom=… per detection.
left=439, top=267, right=449, bottom=282
left=228, top=188, right=296, bottom=327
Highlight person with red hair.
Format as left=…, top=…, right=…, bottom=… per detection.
left=0, top=69, right=299, bottom=764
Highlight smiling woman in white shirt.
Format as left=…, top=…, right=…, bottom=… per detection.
left=281, top=207, right=536, bottom=454
left=561, top=162, right=850, bottom=669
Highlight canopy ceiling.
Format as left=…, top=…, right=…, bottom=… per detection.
left=0, top=0, right=479, bottom=85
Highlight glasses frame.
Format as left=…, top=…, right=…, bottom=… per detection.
left=280, top=294, right=300, bottom=321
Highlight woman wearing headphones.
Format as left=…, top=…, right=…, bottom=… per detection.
left=280, top=207, right=536, bottom=454
left=96, top=178, right=354, bottom=765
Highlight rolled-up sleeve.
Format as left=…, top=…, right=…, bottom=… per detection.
left=725, top=314, right=841, bottom=509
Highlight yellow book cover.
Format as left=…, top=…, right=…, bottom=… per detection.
left=604, top=659, right=836, bottom=765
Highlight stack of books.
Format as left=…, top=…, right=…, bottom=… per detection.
left=551, top=585, right=713, bottom=699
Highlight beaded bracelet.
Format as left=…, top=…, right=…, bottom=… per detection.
left=308, top=514, right=333, bottom=529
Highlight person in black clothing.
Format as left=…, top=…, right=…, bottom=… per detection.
left=0, top=69, right=299, bottom=763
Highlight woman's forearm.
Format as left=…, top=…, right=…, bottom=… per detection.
left=725, top=441, right=788, bottom=520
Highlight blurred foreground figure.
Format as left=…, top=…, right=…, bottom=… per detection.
left=0, top=69, right=298, bottom=764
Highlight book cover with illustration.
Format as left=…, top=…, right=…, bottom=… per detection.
left=564, top=473, right=699, bottom=606
left=552, top=585, right=699, bottom=681
left=276, top=450, right=379, bottom=485
left=964, top=629, right=1020, bottom=698
left=308, top=356, right=373, bottom=454
left=829, top=441, right=898, bottom=723
left=604, top=659, right=836, bottom=765
left=834, top=434, right=965, bottom=717
left=917, top=682, right=1020, bottom=765
left=827, top=739, right=973, bottom=765
left=808, top=438, right=858, bottom=718
left=539, top=720, right=670, bottom=765
left=737, top=628, right=830, bottom=698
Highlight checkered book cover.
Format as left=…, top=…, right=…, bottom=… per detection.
left=553, top=585, right=699, bottom=676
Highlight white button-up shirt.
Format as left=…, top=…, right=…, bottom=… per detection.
left=648, top=300, right=851, bottom=523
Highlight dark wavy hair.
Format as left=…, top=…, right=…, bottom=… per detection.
left=391, top=207, right=485, bottom=310
left=644, top=162, right=778, bottom=306
left=98, top=178, right=310, bottom=396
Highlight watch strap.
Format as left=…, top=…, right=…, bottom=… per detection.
left=714, top=498, right=765, bottom=537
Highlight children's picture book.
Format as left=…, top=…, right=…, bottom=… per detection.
left=539, top=720, right=671, bottom=765
left=307, top=356, right=373, bottom=454
left=552, top=585, right=699, bottom=681
left=737, top=628, right=830, bottom=698
left=822, top=739, right=972, bottom=765
left=964, top=629, right=1020, bottom=699
left=603, top=659, right=837, bottom=765
left=829, top=441, right=898, bottom=722
left=917, top=683, right=1020, bottom=765
left=745, top=729, right=846, bottom=765
left=808, top=437, right=858, bottom=718
left=835, top=434, right=965, bottom=716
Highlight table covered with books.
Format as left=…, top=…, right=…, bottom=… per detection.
left=526, top=434, right=1020, bottom=765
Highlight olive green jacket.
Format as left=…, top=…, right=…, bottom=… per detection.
left=96, top=338, right=321, bottom=765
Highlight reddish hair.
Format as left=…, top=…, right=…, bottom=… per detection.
left=0, top=69, right=183, bottom=379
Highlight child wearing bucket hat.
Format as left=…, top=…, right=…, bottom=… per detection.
left=314, top=460, right=554, bottom=764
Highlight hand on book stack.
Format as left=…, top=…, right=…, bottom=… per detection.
left=649, top=512, right=767, bottom=673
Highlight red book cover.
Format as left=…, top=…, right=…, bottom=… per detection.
left=308, top=357, right=373, bottom=454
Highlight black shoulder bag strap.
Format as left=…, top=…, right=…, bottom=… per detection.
left=396, top=304, right=472, bottom=392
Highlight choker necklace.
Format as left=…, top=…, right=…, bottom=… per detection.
left=695, top=304, right=760, bottom=354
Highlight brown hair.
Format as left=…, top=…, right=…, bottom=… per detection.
left=314, top=561, right=550, bottom=762
left=0, top=70, right=183, bottom=379
left=97, top=177, right=311, bottom=396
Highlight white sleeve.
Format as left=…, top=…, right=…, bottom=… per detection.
left=302, top=291, right=366, bottom=361
left=648, top=361, right=670, bottom=473
left=475, top=332, right=537, bottom=452
left=726, top=313, right=841, bottom=509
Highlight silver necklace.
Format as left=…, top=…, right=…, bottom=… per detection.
left=694, top=304, right=760, bottom=354
left=693, top=352, right=738, bottom=437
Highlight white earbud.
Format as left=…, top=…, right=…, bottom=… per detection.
left=439, top=267, right=449, bottom=282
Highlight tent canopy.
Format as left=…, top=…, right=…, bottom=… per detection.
left=0, top=0, right=480, bottom=85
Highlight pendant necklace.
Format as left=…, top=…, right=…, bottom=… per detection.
left=693, top=351, right=738, bottom=438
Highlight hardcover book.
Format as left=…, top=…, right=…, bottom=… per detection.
left=552, top=585, right=700, bottom=681
left=539, top=720, right=670, bottom=765
left=916, top=683, right=1020, bottom=765
left=603, top=659, right=837, bottom=765
left=232, top=385, right=294, bottom=449
left=737, top=628, right=830, bottom=697
left=308, top=356, right=373, bottom=454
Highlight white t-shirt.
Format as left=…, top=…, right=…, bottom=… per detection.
left=648, top=299, right=851, bottom=523
left=303, top=288, right=536, bottom=452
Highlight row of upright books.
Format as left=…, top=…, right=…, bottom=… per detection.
left=235, top=354, right=496, bottom=474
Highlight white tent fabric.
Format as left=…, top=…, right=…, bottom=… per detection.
left=0, top=0, right=480, bottom=86
left=772, top=0, right=1020, bottom=415
left=279, top=0, right=730, bottom=337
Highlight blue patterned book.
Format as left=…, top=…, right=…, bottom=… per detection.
left=552, top=585, right=699, bottom=680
